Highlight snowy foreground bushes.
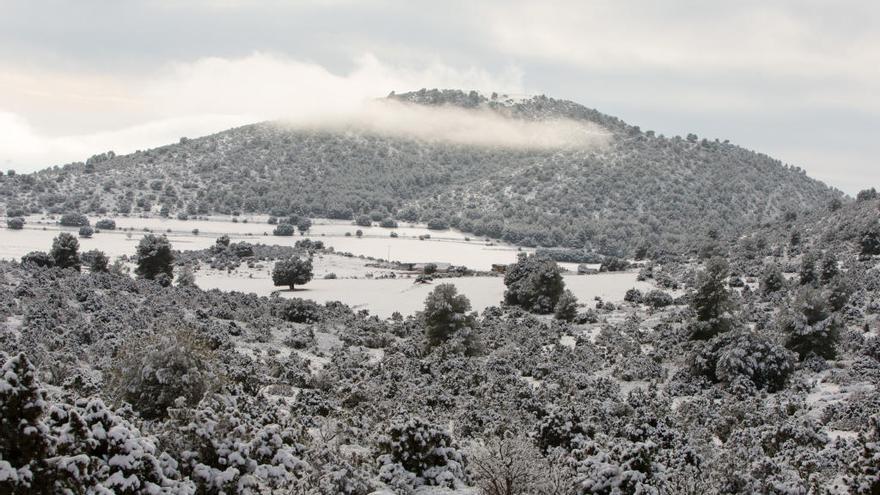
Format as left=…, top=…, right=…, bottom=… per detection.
left=1, top=250, right=879, bottom=493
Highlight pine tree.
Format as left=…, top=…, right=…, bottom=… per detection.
left=135, top=234, right=174, bottom=280
left=50, top=232, right=81, bottom=270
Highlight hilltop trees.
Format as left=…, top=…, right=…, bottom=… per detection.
left=503, top=254, right=565, bottom=314
left=422, top=284, right=478, bottom=352
left=50, top=232, right=81, bottom=270
left=272, top=256, right=313, bottom=290
left=135, top=234, right=174, bottom=281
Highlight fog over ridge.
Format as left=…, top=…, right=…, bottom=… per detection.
left=277, top=99, right=611, bottom=150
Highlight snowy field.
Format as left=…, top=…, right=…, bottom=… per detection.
left=1, top=215, right=644, bottom=316
left=1, top=215, right=527, bottom=271
left=196, top=262, right=650, bottom=317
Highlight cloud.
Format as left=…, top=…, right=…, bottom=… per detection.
left=0, top=53, right=524, bottom=171
left=0, top=111, right=250, bottom=171
left=286, top=99, right=610, bottom=150
left=478, top=1, right=880, bottom=112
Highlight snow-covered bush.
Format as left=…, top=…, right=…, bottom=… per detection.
left=643, top=289, right=674, bottom=308
left=692, top=332, right=795, bottom=392
left=164, top=393, right=309, bottom=493
left=277, top=297, right=322, bottom=323
left=846, top=415, right=880, bottom=494
left=554, top=290, right=579, bottom=322
left=574, top=439, right=662, bottom=495
left=532, top=408, right=592, bottom=452
left=468, top=433, right=545, bottom=495
left=0, top=353, right=190, bottom=494
left=108, top=326, right=219, bottom=420
left=374, top=418, right=468, bottom=489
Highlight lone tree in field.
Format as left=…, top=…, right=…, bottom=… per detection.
left=297, top=218, right=312, bottom=234
left=135, top=234, right=174, bottom=281
left=503, top=253, right=565, bottom=314
left=423, top=283, right=477, bottom=348
left=6, top=217, right=24, bottom=230
left=272, top=256, right=313, bottom=291
left=50, top=232, right=81, bottom=271
left=273, top=223, right=295, bottom=236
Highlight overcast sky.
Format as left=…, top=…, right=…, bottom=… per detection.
left=1, top=0, right=877, bottom=193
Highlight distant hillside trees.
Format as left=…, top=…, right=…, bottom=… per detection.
left=856, top=187, right=878, bottom=202
left=272, top=256, right=313, bottom=291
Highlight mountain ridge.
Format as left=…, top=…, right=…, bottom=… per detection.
left=0, top=89, right=843, bottom=256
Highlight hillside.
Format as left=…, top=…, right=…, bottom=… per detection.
left=0, top=89, right=841, bottom=256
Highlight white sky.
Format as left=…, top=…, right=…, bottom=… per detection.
left=0, top=0, right=877, bottom=193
